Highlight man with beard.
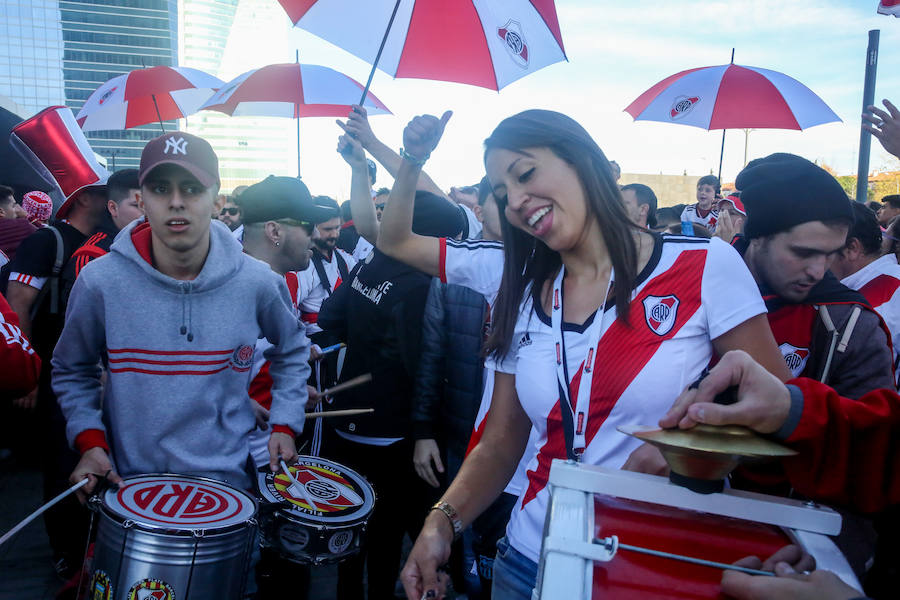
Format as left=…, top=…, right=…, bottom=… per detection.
left=296, top=196, right=357, bottom=336
left=733, top=154, right=894, bottom=398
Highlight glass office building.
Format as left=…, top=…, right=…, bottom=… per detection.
left=0, top=0, right=178, bottom=171
left=179, top=0, right=296, bottom=192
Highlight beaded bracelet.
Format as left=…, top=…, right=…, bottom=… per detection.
left=399, top=147, right=430, bottom=167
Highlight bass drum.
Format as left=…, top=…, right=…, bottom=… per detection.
left=89, top=474, right=258, bottom=600
left=256, top=455, right=375, bottom=565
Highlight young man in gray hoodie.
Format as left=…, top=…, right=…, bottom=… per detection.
left=53, top=132, right=310, bottom=497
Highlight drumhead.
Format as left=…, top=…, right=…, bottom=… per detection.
left=257, top=455, right=375, bottom=525
left=102, top=474, right=257, bottom=532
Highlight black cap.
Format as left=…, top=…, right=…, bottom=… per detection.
left=736, top=153, right=853, bottom=239
left=238, top=176, right=335, bottom=225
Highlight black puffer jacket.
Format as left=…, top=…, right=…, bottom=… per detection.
left=411, top=278, right=488, bottom=456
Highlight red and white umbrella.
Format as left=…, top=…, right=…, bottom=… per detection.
left=199, top=63, right=390, bottom=117
left=879, top=0, right=900, bottom=16
left=624, top=62, right=840, bottom=131
left=277, top=0, right=566, bottom=91
left=76, top=66, right=223, bottom=132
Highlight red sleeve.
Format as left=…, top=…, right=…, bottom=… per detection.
left=438, top=237, right=448, bottom=284
left=271, top=425, right=295, bottom=437
left=74, top=429, right=110, bottom=454
left=0, top=292, right=41, bottom=396
left=783, top=377, right=900, bottom=513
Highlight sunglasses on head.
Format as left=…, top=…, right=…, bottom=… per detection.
left=220, top=207, right=239, bottom=216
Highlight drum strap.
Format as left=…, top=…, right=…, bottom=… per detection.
left=550, top=266, right=613, bottom=461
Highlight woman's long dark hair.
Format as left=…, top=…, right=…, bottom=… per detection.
left=484, top=110, right=639, bottom=360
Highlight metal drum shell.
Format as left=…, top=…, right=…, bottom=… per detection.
left=90, top=474, right=258, bottom=599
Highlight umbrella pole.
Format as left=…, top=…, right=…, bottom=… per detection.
left=302, top=50, right=306, bottom=177
left=717, top=129, right=726, bottom=182
left=856, top=30, right=880, bottom=204
left=151, top=94, right=166, bottom=134
left=357, top=0, right=402, bottom=106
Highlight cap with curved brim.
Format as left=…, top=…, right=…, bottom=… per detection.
left=238, top=175, right=336, bottom=225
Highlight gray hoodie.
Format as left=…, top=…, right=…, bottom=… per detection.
left=53, top=219, right=309, bottom=489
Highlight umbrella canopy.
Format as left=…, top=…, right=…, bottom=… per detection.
left=200, top=63, right=391, bottom=117
left=76, top=66, right=223, bottom=132
left=277, top=0, right=567, bottom=91
left=625, top=63, right=840, bottom=131
left=879, top=1, right=900, bottom=16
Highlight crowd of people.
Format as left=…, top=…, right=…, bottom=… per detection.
left=2, top=96, right=900, bottom=600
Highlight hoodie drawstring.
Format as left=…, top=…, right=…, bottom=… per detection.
left=180, top=283, right=194, bottom=342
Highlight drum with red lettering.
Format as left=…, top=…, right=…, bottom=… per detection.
left=88, top=474, right=258, bottom=600
left=255, top=455, right=375, bottom=565
left=535, top=461, right=862, bottom=599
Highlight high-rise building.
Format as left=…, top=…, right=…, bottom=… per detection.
left=0, top=0, right=179, bottom=171
left=178, top=0, right=296, bottom=192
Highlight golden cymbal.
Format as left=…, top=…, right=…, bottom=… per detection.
left=618, top=424, right=797, bottom=487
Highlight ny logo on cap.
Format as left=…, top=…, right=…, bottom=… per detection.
left=164, top=137, right=188, bottom=155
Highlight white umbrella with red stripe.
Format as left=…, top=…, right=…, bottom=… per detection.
left=879, top=0, right=900, bottom=16
left=76, top=66, right=223, bottom=133
left=624, top=55, right=841, bottom=179
left=199, top=62, right=391, bottom=176
left=277, top=0, right=567, bottom=96
left=199, top=63, right=390, bottom=117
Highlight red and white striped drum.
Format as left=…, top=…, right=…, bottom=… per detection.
left=536, top=461, right=861, bottom=599
left=89, top=474, right=258, bottom=600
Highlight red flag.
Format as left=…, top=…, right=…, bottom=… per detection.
left=879, top=1, right=900, bottom=16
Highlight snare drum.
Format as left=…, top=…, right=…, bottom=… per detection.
left=536, top=460, right=862, bottom=599
left=256, top=455, right=375, bottom=565
left=89, top=474, right=258, bottom=599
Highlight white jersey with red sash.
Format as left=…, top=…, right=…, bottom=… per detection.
left=297, top=248, right=356, bottom=334
left=842, top=254, right=900, bottom=387
left=680, top=203, right=719, bottom=232
left=488, top=235, right=765, bottom=563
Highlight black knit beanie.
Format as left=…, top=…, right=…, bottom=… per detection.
left=736, top=153, right=852, bottom=239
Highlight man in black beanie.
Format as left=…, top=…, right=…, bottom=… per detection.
left=733, top=153, right=895, bottom=578
left=734, top=152, right=894, bottom=399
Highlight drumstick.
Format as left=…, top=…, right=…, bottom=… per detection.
left=317, top=342, right=345, bottom=356
left=319, top=373, right=372, bottom=397
left=304, top=408, right=375, bottom=419
left=0, top=478, right=89, bottom=547
left=594, top=537, right=775, bottom=577
left=280, top=459, right=318, bottom=510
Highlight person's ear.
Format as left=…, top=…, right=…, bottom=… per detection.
left=845, top=237, right=863, bottom=261
left=264, top=221, right=281, bottom=246
left=639, top=203, right=649, bottom=220
left=473, top=204, right=484, bottom=222
left=107, top=199, right=118, bottom=218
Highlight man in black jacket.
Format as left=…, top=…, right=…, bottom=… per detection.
left=318, top=191, right=464, bottom=600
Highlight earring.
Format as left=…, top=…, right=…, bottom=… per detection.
left=274, top=240, right=280, bottom=246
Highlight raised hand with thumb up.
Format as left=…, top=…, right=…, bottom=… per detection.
left=402, top=111, right=452, bottom=165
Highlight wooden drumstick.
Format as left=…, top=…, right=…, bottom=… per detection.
left=305, top=408, right=375, bottom=419
left=319, top=373, right=372, bottom=397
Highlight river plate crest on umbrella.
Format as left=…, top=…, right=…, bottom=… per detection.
left=277, top=0, right=567, bottom=91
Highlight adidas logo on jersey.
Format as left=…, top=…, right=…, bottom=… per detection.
left=518, top=332, right=532, bottom=348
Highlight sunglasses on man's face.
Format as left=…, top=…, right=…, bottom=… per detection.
left=220, top=207, right=239, bottom=216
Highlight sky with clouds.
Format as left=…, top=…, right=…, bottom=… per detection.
left=223, top=0, right=900, bottom=198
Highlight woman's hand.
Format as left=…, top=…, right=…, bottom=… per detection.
left=401, top=511, right=454, bottom=599
left=413, top=439, right=445, bottom=488
left=402, top=112, right=452, bottom=163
